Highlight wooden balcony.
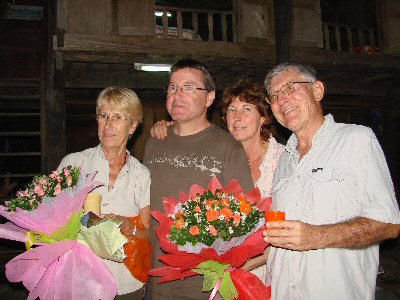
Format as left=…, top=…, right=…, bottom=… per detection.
left=154, top=5, right=235, bottom=42
left=322, top=22, right=381, bottom=54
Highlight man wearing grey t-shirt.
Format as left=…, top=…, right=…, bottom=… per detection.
left=144, top=59, right=253, bottom=300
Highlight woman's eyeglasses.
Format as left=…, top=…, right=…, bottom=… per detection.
left=96, top=113, right=129, bottom=125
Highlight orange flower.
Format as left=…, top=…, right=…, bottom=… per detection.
left=238, top=195, right=247, bottom=203
left=175, top=217, right=185, bottom=229
left=208, top=225, right=218, bottom=236
left=239, top=202, right=252, bottom=214
left=233, top=213, right=241, bottom=226
left=189, top=225, right=200, bottom=236
left=221, top=197, right=230, bottom=206
left=194, top=205, right=201, bottom=213
left=206, top=209, right=220, bottom=221
left=175, top=210, right=182, bottom=218
left=206, top=199, right=218, bottom=208
left=220, top=207, right=233, bottom=220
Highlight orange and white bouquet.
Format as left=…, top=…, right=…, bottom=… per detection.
left=150, top=177, right=272, bottom=300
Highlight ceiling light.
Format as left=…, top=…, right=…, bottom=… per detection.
left=134, top=63, right=171, bottom=72
left=155, top=11, right=172, bottom=17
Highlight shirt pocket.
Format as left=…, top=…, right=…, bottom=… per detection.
left=272, top=176, right=297, bottom=213
left=309, top=167, right=361, bottom=224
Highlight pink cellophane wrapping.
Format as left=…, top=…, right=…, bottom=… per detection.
left=149, top=177, right=272, bottom=300
left=0, top=172, right=101, bottom=235
left=6, top=240, right=117, bottom=300
left=0, top=171, right=118, bottom=300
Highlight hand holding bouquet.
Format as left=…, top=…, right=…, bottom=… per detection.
left=0, top=166, right=118, bottom=300
left=150, top=177, right=272, bottom=300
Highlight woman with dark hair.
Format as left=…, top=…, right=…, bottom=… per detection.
left=221, top=80, right=283, bottom=197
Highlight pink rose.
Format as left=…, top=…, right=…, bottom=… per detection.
left=63, top=168, right=70, bottom=176
left=34, top=185, right=45, bottom=197
left=54, top=184, right=62, bottom=195
left=49, top=170, right=59, bottom=179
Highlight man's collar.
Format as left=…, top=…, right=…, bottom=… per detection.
left=285, top=114, right=334, bottom=154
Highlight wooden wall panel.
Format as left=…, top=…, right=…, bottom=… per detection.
left=118, top=0, right=155, bottom=36
left=291, top=0, right=323, bottom=48
left=236, top=0, right=274, bottom=43
left=67, top=0, right=113, bottom=34
left=381, top=0, right=400, bottom=54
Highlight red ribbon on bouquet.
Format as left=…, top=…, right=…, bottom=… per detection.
left=149, top=177, right=272, bottom=300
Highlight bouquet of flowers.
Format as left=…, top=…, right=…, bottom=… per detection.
left=0, top=166, right=118, bottom=300
left=150, top=177, right=272, bottom=300
left=7, top=166, right=81, bottom=212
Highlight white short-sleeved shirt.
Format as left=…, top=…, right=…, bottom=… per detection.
left=267, top=114, right=400, bottom=300
left=58, top=144, right=151, bottom=295
left=251, top=136, right=284, bottom=283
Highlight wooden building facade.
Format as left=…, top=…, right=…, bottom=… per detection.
left=1, top=0, right=400, bottom=196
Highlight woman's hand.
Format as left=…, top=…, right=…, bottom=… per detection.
left=102, top=213, right=136, bottom=236
left=150, top=120, right=175, bottom=139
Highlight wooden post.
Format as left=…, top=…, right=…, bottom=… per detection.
left=162, top=10, right=168, bottom=38
left=323, top=24, right=330, bottom=50
left=208, top=13, right=214, bottom=41
left=193, top=12, right=198, bottom=34
left=45, top=0, right=66, bottom=173
left=335, top=25, right=341, bottom=51
left=221, top=13, right=227, bottom=42
left=347, top=27, right=353, bottom=52
left=274, top=0, right=290, bottom=63
left=177, top=10, right=183, bottom=39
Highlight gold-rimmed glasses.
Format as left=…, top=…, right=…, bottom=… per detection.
left=267, top=81, right=312, bottom=105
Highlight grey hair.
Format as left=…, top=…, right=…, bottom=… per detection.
left=96, top=87, right=143, bottom=123
left=264, top=63, right=317, bottom=93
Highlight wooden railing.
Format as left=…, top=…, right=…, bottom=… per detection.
left=155, top=6, right=235, bottom=42
left=322, top=22, right=381, bottom=55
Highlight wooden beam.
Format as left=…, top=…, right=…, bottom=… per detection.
left=274, top=0, right=290, bottom=63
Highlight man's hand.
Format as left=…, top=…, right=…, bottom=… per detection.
left=263, top=220, right=323, bottom=251
left=150, top=120, right=175, bottom=139
left=263, top=218, right=400, bottom=251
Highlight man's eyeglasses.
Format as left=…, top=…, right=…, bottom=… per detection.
left=96, top=113, right=129, bottom=125
left=164, top=84, right=209, bottom=95
left=267, top=81, right=312, bottom=105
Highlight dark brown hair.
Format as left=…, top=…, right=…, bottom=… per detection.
left=169, top=59, right=216, bottom=92
left=222, top=79, right=276, bottom=141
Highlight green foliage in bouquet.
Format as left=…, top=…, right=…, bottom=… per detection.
left=7, top=166, right=81, bottom=212
left=169, top=190, right=262, bottom=247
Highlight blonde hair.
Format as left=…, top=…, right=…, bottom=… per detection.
left=96, top=87, right=143, bottom=123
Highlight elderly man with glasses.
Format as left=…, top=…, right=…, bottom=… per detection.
left=143, top=59, right=253, bottom=300
left=262, top=63, right=400, bottom=300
